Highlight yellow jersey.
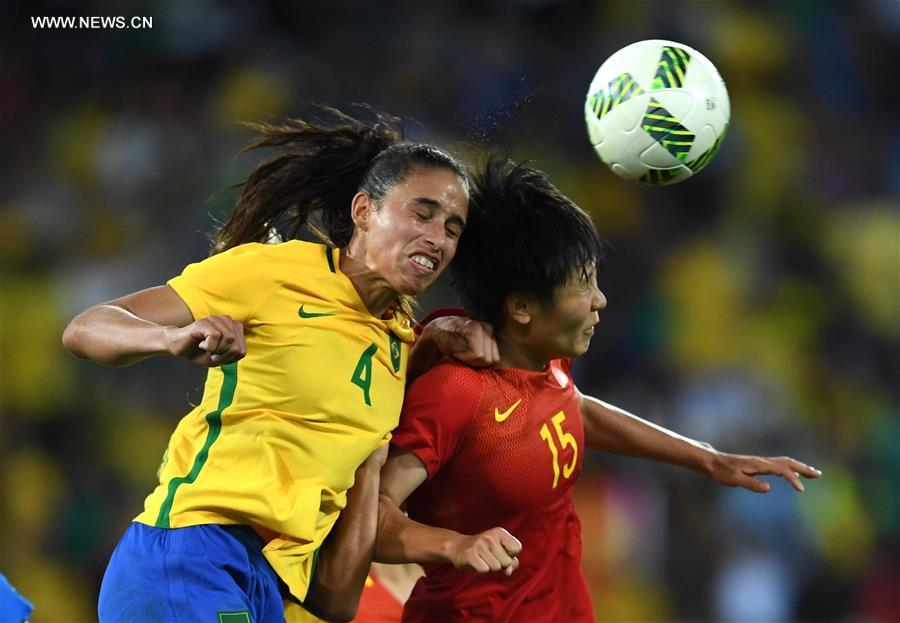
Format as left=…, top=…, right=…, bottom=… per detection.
left=134, top=240, right=415, bottom=601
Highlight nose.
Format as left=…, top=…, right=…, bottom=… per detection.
left=592, top=285, right=607, bottom=311
left=423, top=220, right=447, bottom=250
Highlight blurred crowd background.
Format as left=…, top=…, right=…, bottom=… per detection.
left=2, top=1, right=898, bottom=621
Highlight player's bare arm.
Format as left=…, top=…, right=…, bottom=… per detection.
left=579, top=393, right=821, bottom=493
left=62, top=285, right=246, bottom=367
left=407, top=316, right=499, bottom=383
left=376, top=447, right=521, bottom=575
left=300, top=444, right=387, bottom=623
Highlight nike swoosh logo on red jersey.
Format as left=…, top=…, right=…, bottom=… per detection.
left=494, top=399, right=522, bottom=423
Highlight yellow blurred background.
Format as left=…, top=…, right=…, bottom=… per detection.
left=2, top=1, right=898, bottom=621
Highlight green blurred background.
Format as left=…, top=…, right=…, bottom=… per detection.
left=1, top=1, right=898, bottom=621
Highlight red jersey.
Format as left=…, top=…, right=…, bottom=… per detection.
left=354, top=572, right=404, bottom=623
left=391, top=359, right=594, bottom=623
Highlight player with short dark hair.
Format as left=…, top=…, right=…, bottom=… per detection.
left=62, top=107, right=499, bottom=623
left=374, top=158, right=822, bottom=622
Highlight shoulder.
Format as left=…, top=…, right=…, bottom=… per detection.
left=406, top=358, right=488, bottom=403
left=181, top=242, right=285, bottom=274
left=206, top=240, right=338, bottom=284
left=399, top=359, right=489, bottom=433
left=174, top=240, right=335, bottom=293
left=553, top=358, right=576, bottom=387
left=394, top=360, right=490, bottom=474
left=232, top=240, right=333, bottom=270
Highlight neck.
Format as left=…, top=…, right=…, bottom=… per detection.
left=495, top=329, right=550, bottom=371
left=339, top=247, right=398, bottom=318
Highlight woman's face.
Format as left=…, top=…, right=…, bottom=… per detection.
left=522, top=265, right=607, bottom=361
left=355, top=166, right=469, bottom=295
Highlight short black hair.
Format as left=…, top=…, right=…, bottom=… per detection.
left=449, top=157, right=606, bottom=326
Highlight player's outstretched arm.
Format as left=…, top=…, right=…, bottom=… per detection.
left=62, top=285, right=246, bottom=367
left=580, top=394, right=821, bottom=493
left=300, top=444, right=387, bottom=623
left=376, top=447, right=521, bottom=575
left=407, top=316, right=499, bottom=383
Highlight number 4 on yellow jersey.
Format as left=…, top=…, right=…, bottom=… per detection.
left=351, top=343, right=378, bottom=406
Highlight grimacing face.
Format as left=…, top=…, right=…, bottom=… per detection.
left=525, top=264, right=607, bottom=361
left=358, top=166, right=469, bottom=296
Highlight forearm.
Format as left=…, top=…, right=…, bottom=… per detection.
left=581, top=395, right=715, bottom=475
left=62, top=304, right=173, bottom=366
left=302, top=460, right=381, bottom=622
left=406, top=323, right=443, bottom=384
left=375, top=493, right=461, bottom=565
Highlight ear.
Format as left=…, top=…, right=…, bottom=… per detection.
left=350, top=191, right=374, bottom=230
left=505, top=293, right=534, bottom=326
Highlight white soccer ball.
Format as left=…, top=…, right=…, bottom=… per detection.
left=584, top=39, right=730, bottom=185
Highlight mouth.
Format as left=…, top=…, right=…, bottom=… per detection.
left=409, top=252, right=440, bottom=275
left=584, top=323, right=597, bottom=336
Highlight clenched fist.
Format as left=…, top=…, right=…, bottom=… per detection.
left=445, top=527, right=522, bottom=576
left=164, top=315, right=247, bottom=367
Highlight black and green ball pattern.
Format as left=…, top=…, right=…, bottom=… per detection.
left=651, top=46, right=692, bottom=90
left=585, top=40, right=729, bottom=185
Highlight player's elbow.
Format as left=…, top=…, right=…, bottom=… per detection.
left=301, top=581, right=361, bottom=623
left=325, top=607, right=358, bottom=623
left=61, top=317, right=87, bottom=358
left=302, top=599, right=357, bottom=623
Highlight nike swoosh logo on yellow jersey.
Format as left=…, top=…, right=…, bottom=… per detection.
left=298, top=305, right=334, bottom=318
left=494, top=399, right=522, bottom=423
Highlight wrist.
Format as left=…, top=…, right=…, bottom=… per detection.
left=417, top=322, right=445, bottom=349
left=693, top=442, right=719, bottom=477
left=415, top=308, right=467, bottom=336
left=409, top=323, right=442, bottom=361
left=159, top=325, right=180, bottom=357
left=437, top=531, right=462, bottom=564
left=355, top=460, right=382, bottom=482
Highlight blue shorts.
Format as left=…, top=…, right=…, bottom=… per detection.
left=99, top=522, right=286, bottom=623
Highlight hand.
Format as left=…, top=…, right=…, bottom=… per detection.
left=353, top=444, right=388, bottom=486
left=707, top=452, right=822, bottom=493
left=424, top=316, right=499, bottom=367
left=164, top=315, right=246, bottom=367
left=360, top=444, right=389, bottom=471
left=444, top=527, right=522, bottom=576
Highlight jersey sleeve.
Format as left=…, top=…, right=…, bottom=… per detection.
left=390, top=361, right=484, bottom=479
left=167, top=244, right=278, bottom=322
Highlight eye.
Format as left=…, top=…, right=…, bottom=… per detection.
left=413, top=211, right=429, bottom=221
left=573, top=268, right=595, bottom=292
left=445, top=226, right=462, bottom=239
left=580, top=266, right=597, bottom=284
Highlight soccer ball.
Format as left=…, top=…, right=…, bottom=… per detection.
left=584, top=39, right=730, bottom=184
